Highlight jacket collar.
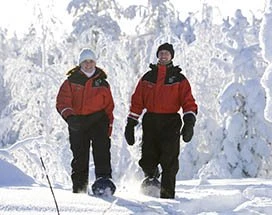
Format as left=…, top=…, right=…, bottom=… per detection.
left=67, top=66, right=107, bottom=79
left=149, top=61, right=181, bottom=72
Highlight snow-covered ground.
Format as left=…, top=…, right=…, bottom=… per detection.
left=1, top=158, right=272, bottom=215
left=2, top=1, right=272, bottom=215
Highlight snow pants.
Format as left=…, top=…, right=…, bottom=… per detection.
left=139, top=112, right=182, bottom=198
left=68, top=111, right=112, bottom=192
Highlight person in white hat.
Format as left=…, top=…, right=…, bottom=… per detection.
left=56, top=48, right=115, bottom=195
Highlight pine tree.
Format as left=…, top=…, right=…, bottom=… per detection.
left=209, top=10, right=271, bottom=177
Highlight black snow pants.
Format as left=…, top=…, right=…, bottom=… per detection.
left=139, top=112, right=182, bottom=198
left=68, top=111, right=112, bottom=191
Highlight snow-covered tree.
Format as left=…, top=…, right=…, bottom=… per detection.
left=0, top=30, right=18, bottom=147
left=0, top=28, right=9, bottom=112
left=260, top=0, right=272, bottom=122
left=0, top=1, right=68, bottom=145
left=67, top=0, right=121, bottom=44
left=204, top=9, right=272, bottom=178
left=176, top=19, right=226, bottom=179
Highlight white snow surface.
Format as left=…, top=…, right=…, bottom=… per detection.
left=1, top=157, right=272, bottom=215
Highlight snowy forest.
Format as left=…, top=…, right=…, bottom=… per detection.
left=1, top=0, right=272, bottom=189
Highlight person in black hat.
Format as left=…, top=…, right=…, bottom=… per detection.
left=156, top=42, right=175, bottom=59
left=124, top=42, right=198, bottom=198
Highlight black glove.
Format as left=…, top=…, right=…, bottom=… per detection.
left=181, top=113, right=196, bottom=142
left=124, top=118, right=138, bottom=145
left=67, top=115, right=81, bottom=131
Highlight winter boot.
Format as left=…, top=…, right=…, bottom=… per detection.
left=140, top=176, right=161, bottom=197
left=91, top=177, right=116, bottom=196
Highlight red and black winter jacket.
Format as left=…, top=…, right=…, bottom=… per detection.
left=129, top=62, right=197, bottom=120
left=56, top=66, right=114, bottom=125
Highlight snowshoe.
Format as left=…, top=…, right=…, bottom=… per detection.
left=91, top=177, right=116, bottom=197
left=140, top=176, right=161, bottom=197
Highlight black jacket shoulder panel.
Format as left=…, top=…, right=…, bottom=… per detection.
left=172, top=65, right=182, bottom=73
left=67, top=67, right=109, bottom=87
left=165, top=65, right=186, bottom=84
left=142, top=64, right=158, bottom=83
left=68, top=69, right=88, bottom=86
left=141, top=64, right=186, bottom=84
left=95, top=67, right=108, bottom=79
left=149, top=63, right=157, bottom=70
left=92, top=67, right=109, bottom=88
left=92, top=78, right=110, bottom=88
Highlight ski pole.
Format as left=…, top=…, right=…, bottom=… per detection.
left=40, top=156, right=60, bottom=215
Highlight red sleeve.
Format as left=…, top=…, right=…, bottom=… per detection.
left=56, top=80, right=75, bottom=119
left=129, top=80, right=144, bottom=120
left=179, top=79, right=198, bottom=114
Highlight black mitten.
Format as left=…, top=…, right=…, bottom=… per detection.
left=124, top=118, right=138, bottom=145
left=67, top=115, right=81, bottom=131
left=181, top=113, right=196, bottom=142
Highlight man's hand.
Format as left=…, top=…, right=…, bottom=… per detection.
left=124, top=118, right=138, bottom=145
left=181, top=113, right=196, bottom=142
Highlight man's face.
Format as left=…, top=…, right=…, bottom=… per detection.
left=158, top=50, right=172, bottom=64
left=81, top=59, right=96, bottom=73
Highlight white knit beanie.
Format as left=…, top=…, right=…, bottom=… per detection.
left=78, top=48, right=97, bottom=65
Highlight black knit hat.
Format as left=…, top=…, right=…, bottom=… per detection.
left=156, top=43, right=175, bottom=59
